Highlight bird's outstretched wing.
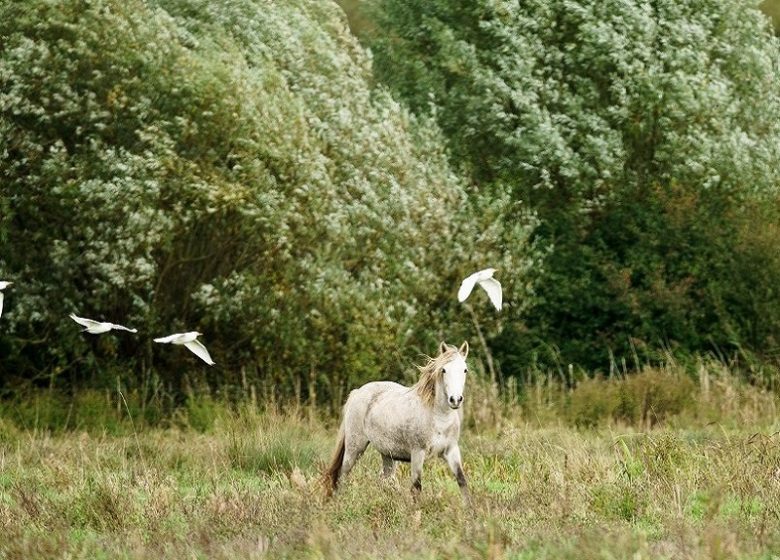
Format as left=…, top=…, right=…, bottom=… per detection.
left=70, top=314, right=102, bottom=328
left=478, top=277, right=503, bottom=311
left=184, top=339, right=215, bottom=365
left=153, top=333, right=180, bottom=344
left=458, top=273, right=479, bottom=302
left=0, top=292, right=4, bottom=318
left=110, top=323, right=138, bottom=333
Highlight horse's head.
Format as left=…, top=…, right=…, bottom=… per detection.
left=438, top=341, right=469, bottom=409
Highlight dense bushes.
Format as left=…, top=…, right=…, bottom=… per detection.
left=0, top=0, right=535, bottom=399
left=4, top=0, right=780, bottom=400
left=366, top=0, right=780, bottom=371
left=566, top=369, right=696, bottom=428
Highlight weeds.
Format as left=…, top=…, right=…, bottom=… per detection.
left=0, top=362, right=779, bottom=558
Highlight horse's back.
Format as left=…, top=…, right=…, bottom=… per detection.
left=340, top=381, right=406, bottom=446
left=344, top=381, right=406, bottom=413
left=355, top=380, right=407, bottom=396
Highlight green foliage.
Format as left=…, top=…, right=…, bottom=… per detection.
left=566, top=368, right=696, bottom=427
left=336, top=0, right=376, bottom=36
left=591, top=481, right=645, bottom=522
left=0, top=387, right=163, bottom=433
left=761, top=0, right=780, bottom=32
left=226, top=420, right=325, bottom=474
left=0, top=0, right=535, bottom=396
left=368, top=0, right=780, bottom=370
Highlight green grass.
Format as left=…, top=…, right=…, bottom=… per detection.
left=2, top=364, right=780, bottom=558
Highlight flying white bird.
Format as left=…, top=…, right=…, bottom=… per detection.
left=458, top=268, right=503, bottom=311
left=153, top=331, right=215, bottom=365
left=70, top=313, right=138, bottom=334
left=0, top=281, right=11, bottom=318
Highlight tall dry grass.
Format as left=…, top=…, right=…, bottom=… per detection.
left=1, top=360, right=779, bottom=558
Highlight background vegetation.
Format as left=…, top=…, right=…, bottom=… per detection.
left=365, top=0, right=780, bottom=372
left=3, top=2, right=780, bottom=557
left=0, top=0, right=532, bottom=403
left=3, top=0, right=780, bottom=402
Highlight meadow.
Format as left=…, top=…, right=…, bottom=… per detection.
left=2, top=361, right=780, bottom=559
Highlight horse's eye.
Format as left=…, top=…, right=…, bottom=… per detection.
left=465, top=369, right=469, bottom=374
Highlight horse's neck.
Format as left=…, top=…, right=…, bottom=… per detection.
left=433, top=380, right=455, bottom=417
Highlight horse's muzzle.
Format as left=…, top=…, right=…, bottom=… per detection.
left=448, top=395, right=464, bottom=409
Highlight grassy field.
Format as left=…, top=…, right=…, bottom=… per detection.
left=2, top=363, right=780, bottom=559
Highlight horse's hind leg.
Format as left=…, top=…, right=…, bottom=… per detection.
left=339, top=433, right=369, bottom=481
left=337, top=394, right=371, bottom=484
left=380, top=454, right=396, bottom=479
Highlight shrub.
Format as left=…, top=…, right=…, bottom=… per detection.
left=367, top=0, right=780, bottom=371
left=0, top=0, right=536, bottom=398
left=222, top=411, right=327, bottom=474
left=567, top=367, right=695, bottom=427
left=619, top=369, right=695, bottom=426
left=566, top=377, right=620, bottom=428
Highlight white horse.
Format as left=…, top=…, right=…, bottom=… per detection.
left=326, top=341, right=470, bottom=499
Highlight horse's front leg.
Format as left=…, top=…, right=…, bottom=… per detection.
left=444, top=445, right=470, bottom=503
left=410, top=449, right=426, bottom=496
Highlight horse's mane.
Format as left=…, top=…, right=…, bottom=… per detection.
left=413, top=346, right=460, bottom=408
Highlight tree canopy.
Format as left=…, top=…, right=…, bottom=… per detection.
left=368, top=0, right=780, bottom=371
left=2, top=0, right=780, bottom=397
left=0, top=0, right=533, bottom=397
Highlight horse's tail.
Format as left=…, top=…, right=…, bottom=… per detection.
left=324, top=425, right=345, bottom=497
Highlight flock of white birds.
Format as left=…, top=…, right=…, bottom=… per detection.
left=0, top=268, right=501, bottom=367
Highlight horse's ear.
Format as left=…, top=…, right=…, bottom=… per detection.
left=459, top=341, right=469, bottom=358
left=439, top=341, right=448, bottom=355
